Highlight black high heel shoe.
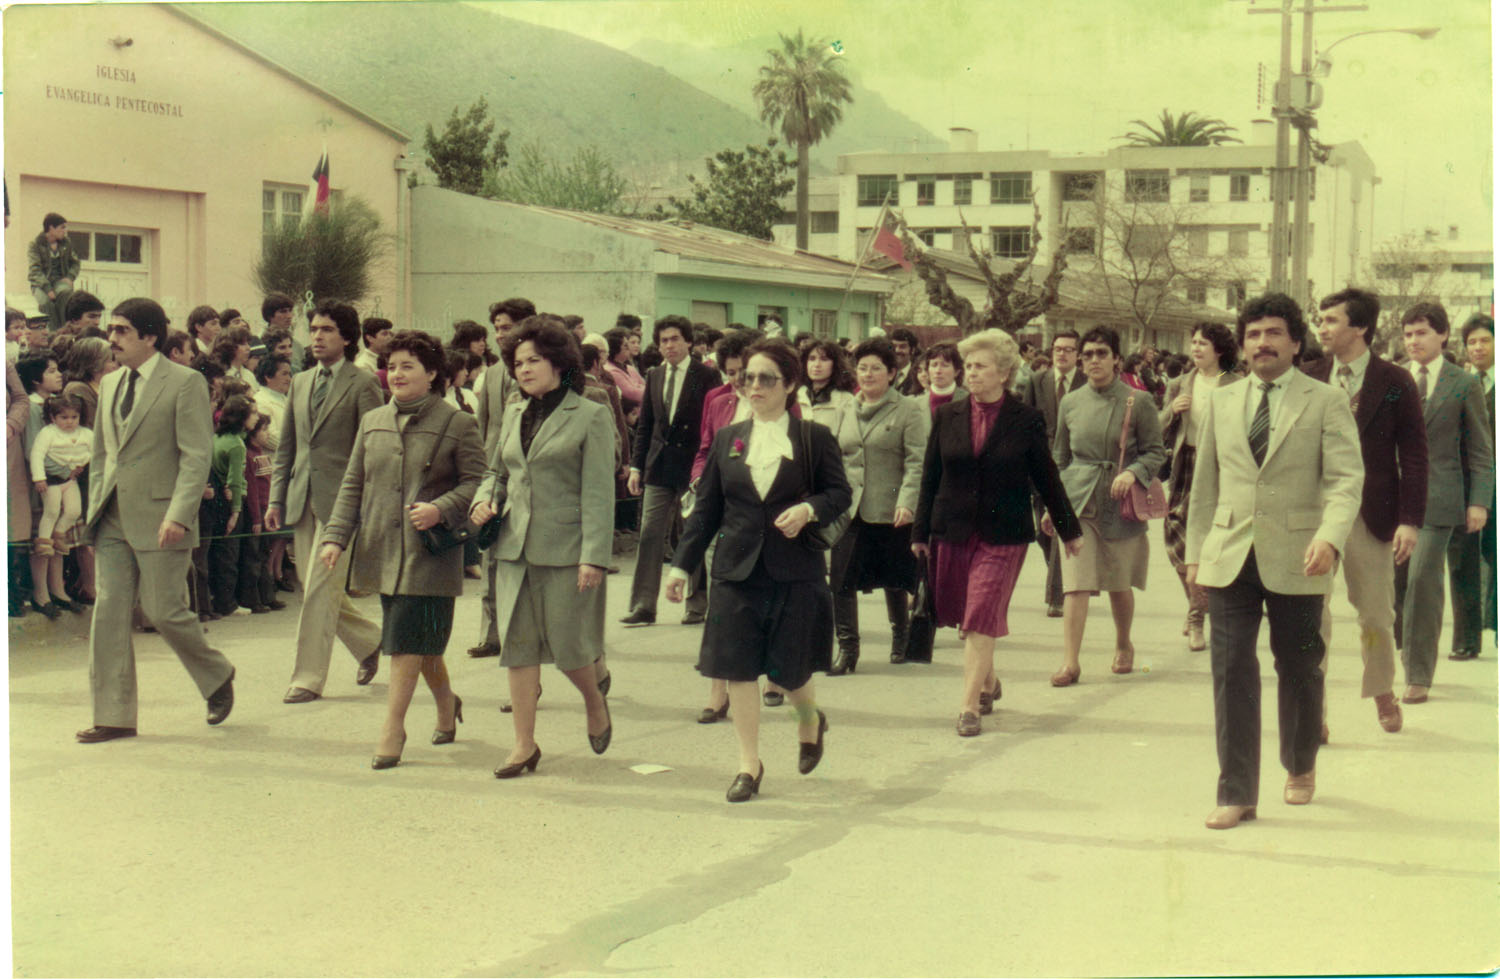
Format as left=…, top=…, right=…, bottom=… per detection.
left=432, top=693, right=464, bottom=745
left=372, top=732, right=407, bottom=770
left=494, top=745, right=541, bottom=779
left=588, top=699, right=612, bottom=755
left=726, top=762, right=764, bottom=803
left=798, top=710, right=828, bottom=774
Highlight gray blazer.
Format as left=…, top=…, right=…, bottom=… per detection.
left=84, top=355, right=212, bottom=551
left=269, top=358, right=384, bottom=527
left=1418, top=358, right=1494, bottom=526
left=851, top=387, right=929, bottom=522
left=475, top=390, right=616, bottom=570
left=320, top=398, right=485, bottom=597
left=1055, top=378, right=1167, bottom=541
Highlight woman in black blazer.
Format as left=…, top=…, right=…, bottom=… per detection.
left=667, top=339, right=852, bottom=803
left=912, top=329, right=1082, bottom=738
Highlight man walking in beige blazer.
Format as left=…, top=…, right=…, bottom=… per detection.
left=266, top=302, right=384, bottom=703
left=1186, top=293, right=1363, bottom=830
left=78, top=298, right=236, bottom=742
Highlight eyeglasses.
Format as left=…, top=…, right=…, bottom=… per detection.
left=1080, top=349, right=1113, bottom=360
left=742, top=371, right=784, bottom=388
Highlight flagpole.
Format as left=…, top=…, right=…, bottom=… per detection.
left=836, top=190, right=894, bottom=329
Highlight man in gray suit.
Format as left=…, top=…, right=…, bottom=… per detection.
left=466, top=296, right=534, bottom=659
left=266, top=301, right=385, bottom=703
left=77, top=298, right=237, bottom=742
left=1186, top=293, right=1363, bottom=829
left=1023, top=328, right=1086, bottom=616
left=1393, top=302, right=1494, bottom=703
left=1446, top=313, right=1496, bottom=660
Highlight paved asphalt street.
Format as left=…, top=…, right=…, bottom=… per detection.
left=6, top=544, right=1498, bottom=978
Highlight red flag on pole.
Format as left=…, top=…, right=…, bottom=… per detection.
left=873, top=223, right=911, bottom=269
left=311, top=152, right=330, bottom=215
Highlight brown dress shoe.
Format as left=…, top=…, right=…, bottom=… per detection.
left=1187, top=621, right=1207, bottom=651
left=1284, top=771, right=1315, bottom=805
left=1205, top=805, right=1256, bottom=830
left=1050, top=665, right=1081, bottom=687
left=956, top=711, right=981, bottom=737
left=283, top=687, right=321, bottom=704
left=1401, top=684, right=1429, bottom=704
left=356, top=650, right=381, bottom=686
left=1111, top=645, right=1135, bottom=674
left=76, top=725, right=137, bottom=743
left=1375, top=692, right=1403, bottom=732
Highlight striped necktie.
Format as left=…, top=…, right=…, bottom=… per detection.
left=1248, top=381, right=1273, bottom=467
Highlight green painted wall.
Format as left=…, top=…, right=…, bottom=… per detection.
left=654, top=275, right=884, bottom=339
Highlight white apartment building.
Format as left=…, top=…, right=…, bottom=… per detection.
left=776, top=124, right=1380, bottom=332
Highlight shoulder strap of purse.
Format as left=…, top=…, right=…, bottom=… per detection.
left=1117, top=394, right=1134, bottom=471
left=798, top=416, right=815, bottom=498
left=416, top=407, right=458, bottom=503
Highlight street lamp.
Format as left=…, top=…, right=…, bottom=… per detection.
left=1289, top=25, right=1439, bottom=306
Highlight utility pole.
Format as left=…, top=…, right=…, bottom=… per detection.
left=1290, top=2, right=1316, bottom=306
left=1268, top=0, right=1294, bottom=295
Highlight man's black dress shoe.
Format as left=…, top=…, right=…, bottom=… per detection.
left=726, top=763, right=764, bottom=803
left=681, top=611, right=706, bottom=625
left=206, top=670, right=235, bottom=725
left=356, top=649, right=381, bottom=685
left=1448, top=650, right=1479, bottom=661
left=467, top=642, right=501, bottom=658
left=619, top=608, right=656, bottom=626
left=283, top=687, right=320, bottom=704
left=797, top=710, right=828, bottom=774
left=76, top=725, right=137, bottom=743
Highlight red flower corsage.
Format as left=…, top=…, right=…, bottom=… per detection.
left=730, top=438, right=745, bottom=459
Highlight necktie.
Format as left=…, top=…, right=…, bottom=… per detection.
left=1248, top=380, right=1273, bottom=467
left=1418, top=365, right=1429, bottom=402
left=311, top=367, right=331, bottom=419
left=119, top=369, right=140, bottom=421
left=1056, top=372, right=1067, bottom=411
left=664, top=365, right=677, bottom=422
left=1337, top=364, right=1358, bottom=410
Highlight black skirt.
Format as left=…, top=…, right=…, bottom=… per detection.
left=380, top=594, right=456, bottom=656
left=830, top=517, right=917, bottom=594
left=696, top=559, right=833, bottom=690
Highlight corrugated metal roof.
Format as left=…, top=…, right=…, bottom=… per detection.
left=518, top=203, right=890, bottom=285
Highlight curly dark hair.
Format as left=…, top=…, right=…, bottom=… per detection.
left=501, top=315, right=584, bottom=394
left=386, top=330, right=449, bottom=396
left=43, top=392, right=86, bottom=423
left=851, top=336, right=898, bottom=373
left=1192, top=322, right=1239, bottom=373
left=216, top=394, right=256, bottom=435
left=924, top=341, right=964, bottom=384
left=801, top=338, right=856, bottom=393
left=1237, top=292, right=1308, bottom=347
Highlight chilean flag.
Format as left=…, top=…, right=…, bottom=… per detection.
left=874, top=223, right=911, bottom=270
left=311, top=152, right=330, bottom=215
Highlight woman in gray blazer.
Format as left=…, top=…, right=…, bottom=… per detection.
left=829, top=337, right=930, bottom=674
left=470, top=317, right=617, bottom=779
left=319, top=331, right=485, bottom=769
left=1044, top=326, right=1166, bottom=686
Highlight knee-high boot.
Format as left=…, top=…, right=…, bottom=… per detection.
left=886, top=588, right=911, bottom=664
left=830, top=591, right=860, bottom=675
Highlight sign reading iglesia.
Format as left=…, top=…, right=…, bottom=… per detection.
left=43, top=64, right=184, bottom=117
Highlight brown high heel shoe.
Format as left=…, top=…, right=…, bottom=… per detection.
left=1050, top=665, right=1081, bottom=687
left=1111, top=645, right=1135, bottom=675
left=978, top=677, right=1002, bottom=715
left=432, top=694, right=464, bottom=745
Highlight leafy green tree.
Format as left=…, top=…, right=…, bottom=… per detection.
left=752, top=29, right=852, bottom=250
left=485, top=141, right=633, bottom=214
left=1120, top=110, right=1241, bottom=147
left=253, top=195, right=387, bottom=305
left=659, top=139, right=796, bottom=240
left=423, top=97, right=509, bottom=195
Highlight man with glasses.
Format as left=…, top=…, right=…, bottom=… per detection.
left=1025, top=329, right=1086, bottom=616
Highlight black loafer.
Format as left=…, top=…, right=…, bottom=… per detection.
left=797, top=710, right=828, bottom=774
left=467, top=643, right=501, bottom=658
left=619, top=608, right=656, bottom=626
left=588, top=700, right=612, bottom=755
left=681, top=611, right=706, bottom=625
left=762, top=690, right=784, bottom=707
left=726, top=762, right=764, bottom=803
left=697, top=702, right=729, bottom=724
left=76, top=725, right=137, bottom=743
left=206, top=669, right=235, bottom=725
left=356, top=649, right=381, bottom=686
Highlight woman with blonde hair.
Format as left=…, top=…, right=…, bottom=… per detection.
left=913, top=329, right=1081, bottom=735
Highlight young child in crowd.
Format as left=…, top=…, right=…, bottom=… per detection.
left=237, top=413, right=282, bottom=614
left=28, top=393, right=91, bottom=615
left=16, top=354, right=70, bottom=617
left=207, top=395, right=255, bottom=616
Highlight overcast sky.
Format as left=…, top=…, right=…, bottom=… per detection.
left=491, top=0, right=1492, bottom=246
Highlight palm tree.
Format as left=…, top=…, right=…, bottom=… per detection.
left=1120, top=110, right=1242, bottom=147
left=753, top=30, right=852, bottom=251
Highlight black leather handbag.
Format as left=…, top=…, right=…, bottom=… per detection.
left=903, top=557, right=936, bottom=663
left=413, top=412, right=485, bottom=555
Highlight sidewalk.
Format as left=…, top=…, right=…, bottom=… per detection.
left=7, top=545, right=1497, bottom=977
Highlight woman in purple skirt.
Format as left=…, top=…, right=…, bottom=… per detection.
left=912, top=329, right=1082, bottom=737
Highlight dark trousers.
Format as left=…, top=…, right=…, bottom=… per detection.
left=235, top=510, right=276, bottom=611
left=205, top=495, right=239, bottom=615
left=1208, top=549, right=1325, bottom=806
left=1448, top=521, right=1497, bottom=652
